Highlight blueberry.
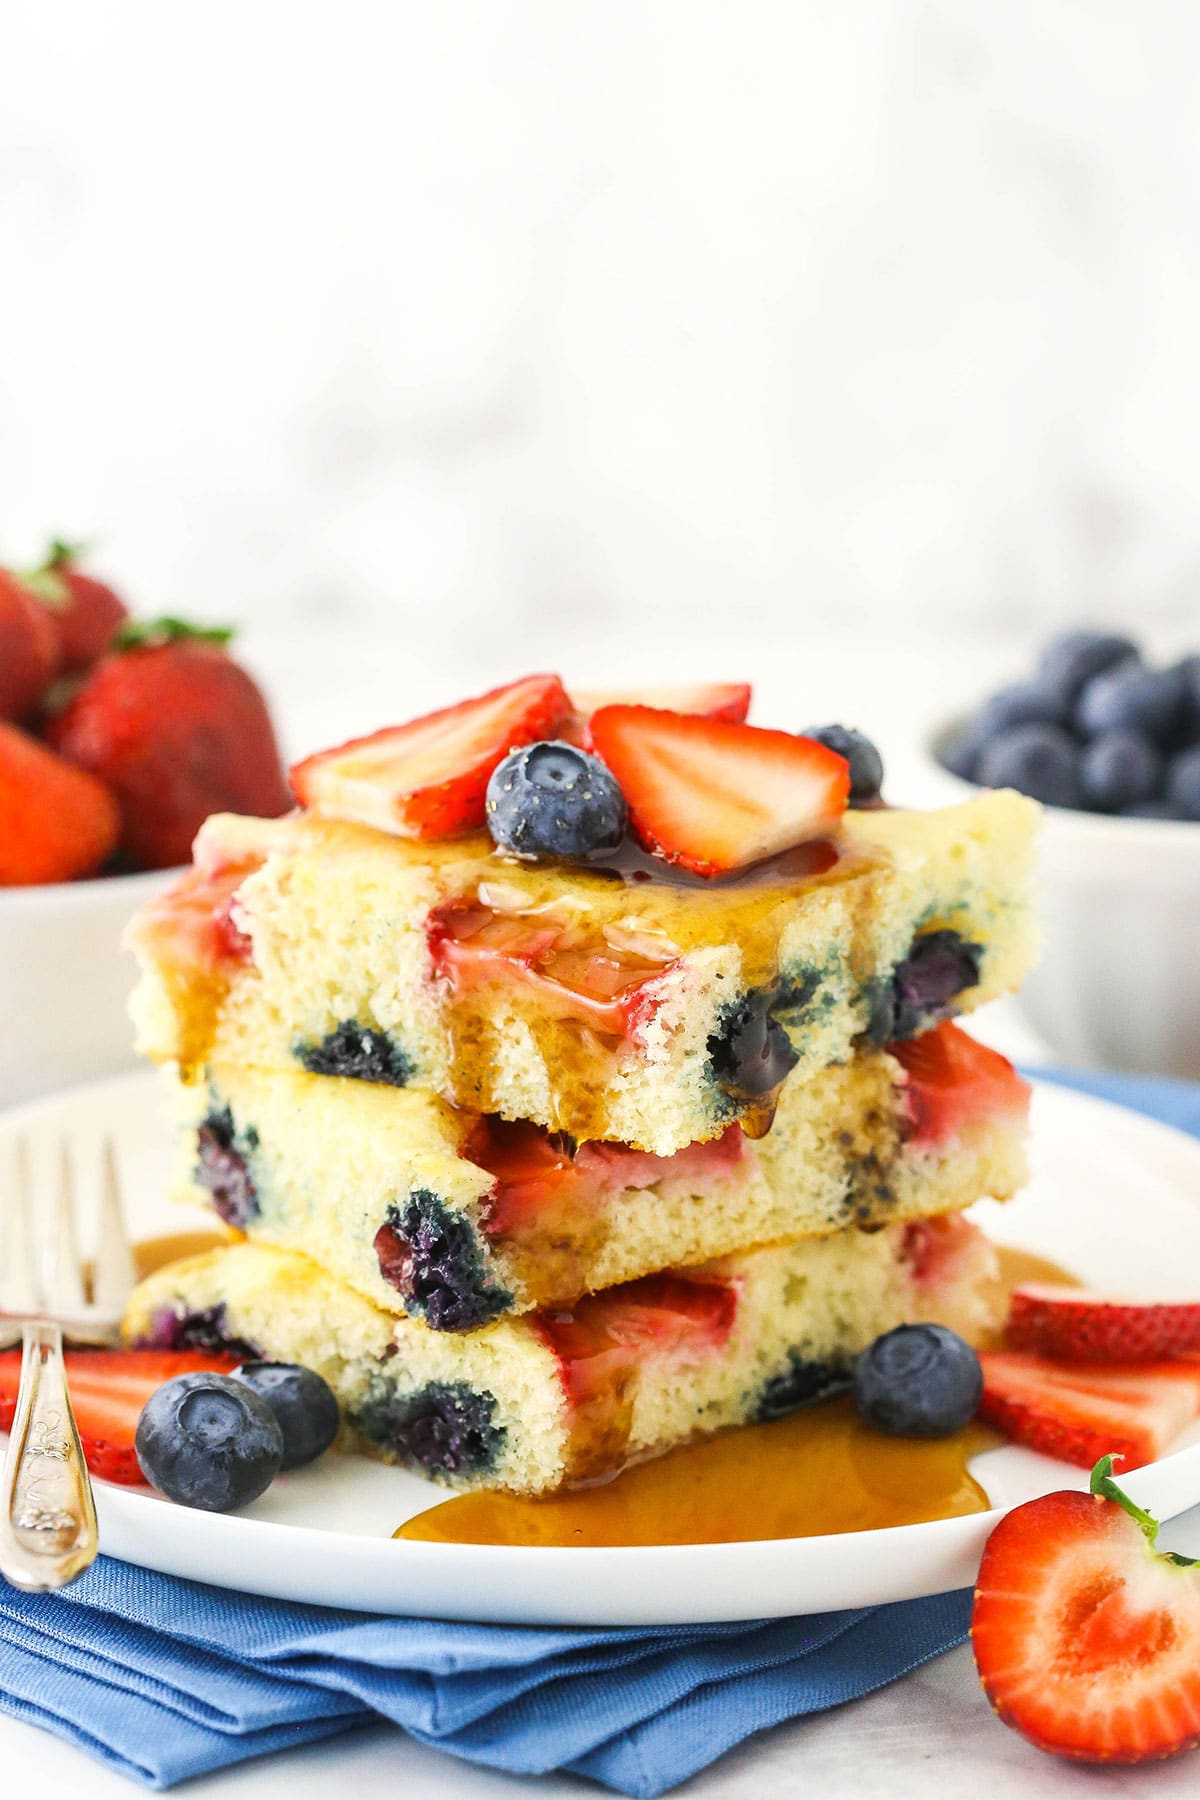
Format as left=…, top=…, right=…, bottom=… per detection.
left=799, top=725, right=884, bottom=805
left=1166, top=746, right=1200, bottom=821
left=135, top=1372, right=284, bottom=1511
left=373, top=1189, right=512, bottom=1332
left=357, top=1380, right=504, bottom=1477
left=937, top=724, right=986, bottom=783
left=296, top=1022, right=412, bottom=1087
left=706, top=981, right=809, bottom=1102
left=195, top=1108, right=259, bottom=1229
left=757, top=1354, right=851, bottom=1421
left=870, top=929, right=982, bottom=1042
left=1171, top=655, right=1200, bottom=737
left=1121, top=798, right=1179, bottom=819
left=1078, top=731, right=1164, bottom=813
left=486, top=741, right=626, bottom=861
left=940, top=685, right=1069, bottom=793
left=1037, top=630, right=1140, bottom=706
left=976, top=724, right=1082, bottom=808
left=1076, top=662, right=1185, bottom=745
left=135, top=1303, right=260, bottom=1360
left=973, top=680, right=1070, bottom=737
left=231, top=1362, right=341, bottom=1469
left=853, top=1324, right=983, bottom=1437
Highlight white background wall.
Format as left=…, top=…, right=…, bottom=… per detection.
left=3, top=0, right=1200, bottom=663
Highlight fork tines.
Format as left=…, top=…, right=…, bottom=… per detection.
left=0, top=1136, right=135, bottom=1343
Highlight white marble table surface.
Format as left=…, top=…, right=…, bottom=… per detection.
left=4, top=625, right=1199, bottom=1794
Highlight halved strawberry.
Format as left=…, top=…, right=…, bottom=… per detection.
left=973, top=1454, right=1200, bottom=1764
left=290, top=674, right=571, bottom=840
left=585, top=706, right=850, bottom=877
left=1007, top=1286, right=1200, bottom=1364
left=890, top=1023, right=1031, bottom=1145
left=978, top=1351, right=1200, bottom=1472
left=571, top=683, right=752, bottom=726
left=0, top=1347, right=242, bottom=1484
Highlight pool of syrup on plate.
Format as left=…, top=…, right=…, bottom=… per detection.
left=133, top=1230, right=235, bottom=1280
left=395, top=1245, right=1074, bottom=1549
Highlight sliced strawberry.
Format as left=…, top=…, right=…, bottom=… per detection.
left=573, top=1123, right=745, bottom=1195
left=125, top=852, right=262, bottom=974
left=900, top=1212, right=982, bottom=1287
left=426, top=897, right=676, bottom=1036
left=0, top=1347, right=242, bottom=1484
left=585, top=706, right=850, bottom=877
left=571, top=682, right=751, bottom=726
left=890, top=1023, right=1031, bottom=1146
left=973, top=1454, right=1200, bottom=1764
left=1006, top=1286, right=1200, bottom=1364
left=540, top=1272, right=739, bottom=1410
left=468, top=1116, right=746, bottom=1239
left=978, top=1351, right=1200, bottom=1472
left=466, top=1117, right=579, bottom=1236
left=290, top=674, right=571, bottom=840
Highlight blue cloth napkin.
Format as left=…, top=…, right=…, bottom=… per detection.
left=0, top=1066, right=1195, bottom=1795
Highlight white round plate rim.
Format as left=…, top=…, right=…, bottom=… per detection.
left=4, top=1070, right=1200, bottom=1626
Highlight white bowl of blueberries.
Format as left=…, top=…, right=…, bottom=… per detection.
left=930, top=630, right=1200, bottom=1081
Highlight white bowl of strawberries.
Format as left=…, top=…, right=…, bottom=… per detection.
left=0, top=544, right=290, bottom=1103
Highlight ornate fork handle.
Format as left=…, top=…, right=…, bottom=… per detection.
left=0, top=1320, right=98, bottom=1589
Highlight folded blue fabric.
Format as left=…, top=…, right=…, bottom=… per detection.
left=0, top=1067, right=1194, bottom=1795
left=0, top=1568, right=974, bottom=1793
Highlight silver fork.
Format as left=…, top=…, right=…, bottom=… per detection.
left=0, top=1139, right=137, bottom=1590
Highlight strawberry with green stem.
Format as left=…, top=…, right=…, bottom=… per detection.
left=973, top=1453, right=1200, bottom=1764
left=46, top=617, right=291, bottom=871
left=23, top=538, right=129, bottom=671
left=0, top=568, right=61, bottom=721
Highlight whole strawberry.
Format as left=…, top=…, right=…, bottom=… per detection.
left=24, top=538, right=130, bottom=671
left=46, top=619, right=292, bottom=870
left=0, top=721, right=120, bottom=884
left=0, top=567, right=61, bottom=721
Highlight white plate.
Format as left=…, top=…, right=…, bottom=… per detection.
left=3, top=1072, right=1200, bottom=1626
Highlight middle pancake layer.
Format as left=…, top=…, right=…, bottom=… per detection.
left=171, top=1020, right=1029, bottom=1330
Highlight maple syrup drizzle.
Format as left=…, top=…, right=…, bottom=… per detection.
left=394, top=1244, right=1078, bottom=1549
left=134, top=820, right=889, bottom=1139
left=129, top=854, right=263, bottom=1073
left=586, top=835, right=842, bottom=891
left=423, top=835, right=883, bottom=1142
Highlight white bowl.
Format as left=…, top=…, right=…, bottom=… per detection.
left=0, top=866, right=178, bottom=1106
left=924, top=724, right=1200, bottom=1080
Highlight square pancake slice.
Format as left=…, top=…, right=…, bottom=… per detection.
left=124, top=1213, right=1003, bottom=1494
left=127, top=788, right=1039, bottom=1156
left=173, top=1022, right=1029, bottom=1329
